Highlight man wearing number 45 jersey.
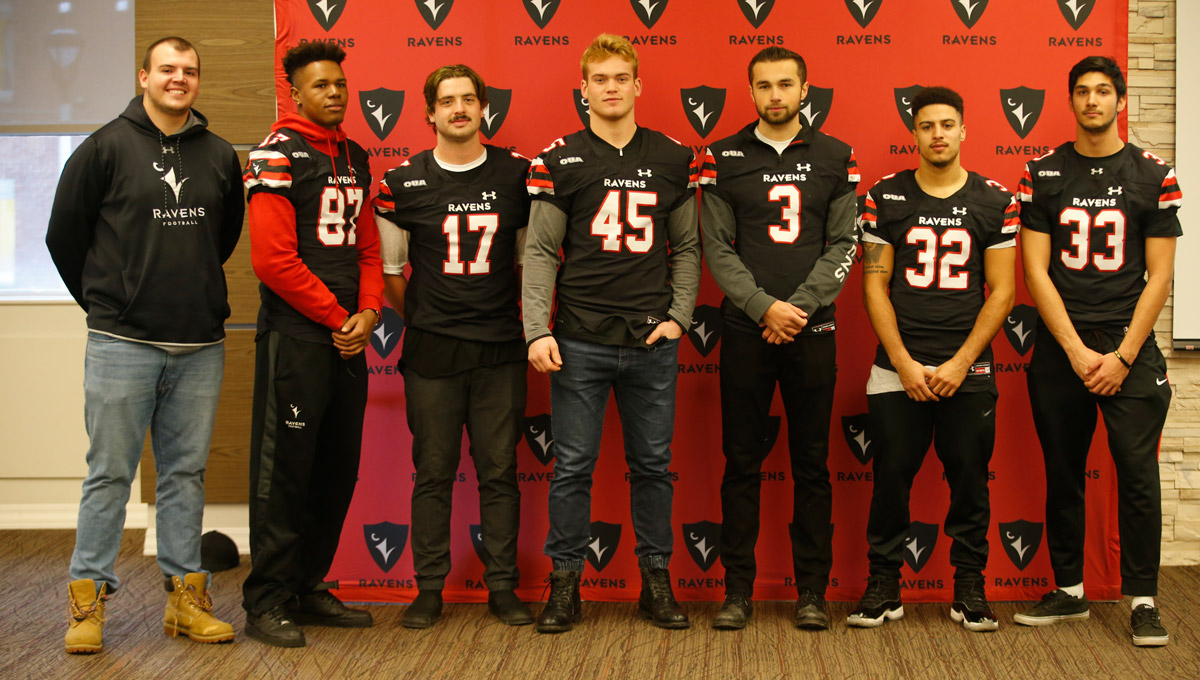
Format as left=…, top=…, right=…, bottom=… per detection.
left=1015, top=57, right=1181, bottom=648
left=524, top=34, right=701, bottom=633
left=374, top=64, right=533, bottom=630
left=241, top=42, right=382, bottom=647
left=850, top=87, right=1016, bottom=633
left=701, top=47, right=858, bottom=631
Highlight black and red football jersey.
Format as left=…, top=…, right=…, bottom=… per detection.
left=701, top=122, right=859, bottom=335
left=862, top=170, right=1019, bottom=386
left=526, top=126, right=698, bottom=336
left=1019, top=142, right=1183, bottom=330
left=245, top=126, right=372, bottom=342
left=375, top=146, right=530, bottom=342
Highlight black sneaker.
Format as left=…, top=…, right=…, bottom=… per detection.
left=488, top=590, right=534, bottom=626
left=846, top=576, right=903, bottom=628
left=1130, top=604, right=1169, bottom=647
left=950, top=577, right=998, bottom=632
left=712, top=593, right=752, bottom=630
left=401, top=590, right=443, bottom=629
left=1013, top=589, right=1089, bottom=626
left=794, top=589, right=829, bottom=630
left=245, top=605, right=305, bottom=648
left=290, top=590, right=373, bottom=628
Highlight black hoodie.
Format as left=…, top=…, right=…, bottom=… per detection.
left=46, top=96, right=244, bottom=344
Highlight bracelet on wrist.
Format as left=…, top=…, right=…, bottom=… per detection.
left=1114, top=349, right=1132, bottom=369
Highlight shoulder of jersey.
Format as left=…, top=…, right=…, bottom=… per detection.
left=1126, top=143, right=1176, bottom=177
left=868, top=171, right=909, bottom=202
left=645, top=129, right=695, bottom=163
left=971, top=172, right=1017, bottom=207
left=810, top=129, right=853, bottom=155
left=485, top=144, right=532, bottom=169
left=245, top=129, right=302, bottom=190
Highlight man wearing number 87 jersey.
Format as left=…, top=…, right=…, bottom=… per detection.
left=374, top=64, right=533, bottom=629
left=850, top=87, right=1017, bottom=633
left=241, top=42, right=382, bottom=648
left=1015, top=56, right=1180, bottom=648
left=524, top=33, right=701, bottom=633
left=700, top=46, right=859, bottom=631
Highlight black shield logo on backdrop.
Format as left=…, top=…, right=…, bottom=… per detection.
left=903, top=521, right=938, bottom=573
left=842, top=413, right=873, bottom=465
left=524, top=413, right=554, bottom=465
left=469, top=523, right=488, bottom=565
left=573, top=89, right=590, bottom=128
left=683, top=521, right=721, bottom=572
left=738, top=0, right=776, bottom=28
left=308, top=0, right=347, bottom=31
left=523, top=0, right=559, bottom=29
left=481, top=87, right=512, bottom=139
left=845, top=0, right=882, bottom=28
left=363, top=521, right=408, bottom=573
left=763, top=414, right=782, bottom=455
left=415, top=0, right=454, bottom=29
left=951, top=0, right=988, bottom=29
left=587, top=521, right=622, bottom=571
left=359, top=88, right=405, bottom=141
left=894, top=84, right=923, bottom=131
left=680, top=86, right=725, bottom=138
left=631, top=0, right=668, bottom=28
left=1058, top=0, right=1093, bottom=30
left=1001, top=87, right=1044, bottom=139
left=369, top=307, right=404, bottom=359
left=799, top=86, right=834, bottom=132
left=1000, top=520, right=1043, bottom=571
left=1004, top=304, right=1038, bottom=356
left=686, top=304, right=722, bottom=357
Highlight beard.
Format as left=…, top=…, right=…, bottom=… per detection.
left=757, top=103, right=800, bottom=127
left=1078, top=109, right=1117, bottom=135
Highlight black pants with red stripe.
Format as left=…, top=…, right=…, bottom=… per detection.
left=243, top=331, right=368, bottom=615
left=1027, top=324, right=1170, bottom=596
left=865, top=387, right=996, bottom=580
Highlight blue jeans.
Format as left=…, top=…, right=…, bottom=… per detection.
left=545, top=334, right=679, bottom=571
left=69, top=333, right=224, bottom=593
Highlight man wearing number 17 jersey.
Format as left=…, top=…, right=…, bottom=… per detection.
left=701, top=47, right=859, bottom=631
left=1015, top=57, right=1181, bottom=648
left=851, top=87, right=1016, bottom=633
left=241, top=42, right=382, bottom=647
left=374, top=64, right=533, bottom=629
left=524, top=34, right=701, bottom=633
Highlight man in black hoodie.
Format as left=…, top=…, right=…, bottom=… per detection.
left=46, top=37, right=244, bottom=654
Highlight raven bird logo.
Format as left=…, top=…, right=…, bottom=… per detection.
left=999, top=520, right=1043, bottom=570
left=842, top=413, right=873, bottom=465
left=799, top=86, right=834, bottom=132
left=369, top=307, right=404, bottom=359
left=631, top=0, right=668, bottom=28
left=587, top=521, right=622, bottom=571
left=572, top=89, right=590, bottom=128
left=481, top=87, right=512, bottom=139
left=683, top=521, right=721, bottom=572
left=469, top=523, right=489, bottom=565
left=1057, top=0, right=1093, bottom=31
left=307, top=0, right=347, bottom=31
left=903, top=521, right=938, bottom=573
left=524, top=413, right=555, bottom=466
left=951, top=0, right=988, bottom=29
left=686, top=305, right=723, bottom=357
left=523, top=0, right=559, bottom=29
left=738, top=0, right=776, bottom=28
left=894, top=84, right=924, bottom=131
left=680, top=86, right=726, bottom=138
left=415, top=0, right=455, bottom=30
left=845, top=0, right=883, bottom=28
left=1003, top=304, right=1038, bottom=356
left=359, top=88, right=405, bottom=141
left=1000, top=87, right=1045, bottom=139
left=154, top=164, right=188, bottom=203
left=363, top=521, right=408, bottom=573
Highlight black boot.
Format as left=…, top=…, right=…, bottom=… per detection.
left=536, top=570, right=581, bottom=634
left=401, top=590, right=443, bottom=629
left=637, top=568, right=690, bottom=629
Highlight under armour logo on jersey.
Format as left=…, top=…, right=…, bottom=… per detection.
left=154, top=163, right=188, bottom=203
left=894, top=85, right=924, bottom=131
left=903, top=521, right=938, bottom=573
left=1108, top=186, right=1123, bottom=196
left=952, top=0, right=988, bottom=28
left=952, top=207, right=967, bottom=215
left=480, top=87, right=512, bottom=139
left=307, top=0, right=346, bottom=31
left=1091, top=168, right=1104, bottom=175
left=587, top=521, right=622, bottom=571
left=845, top=0, right=883, bottom=28
left=362, top=521, right=407, bottom=573
left=682, top=521, right=721, bottom=572
left=738, top=0, right=775, bottom=28
left=631, top=0, right=668, bottom=28
left=638, top=169, right=653, bottom=177
left=523, top=0, right=559, bottom=29
left=999, top=520, right=1042, bottom=571
left=842, top=413, right=873, bottom=465
left=680, top=86, right=726, bottom=138
left=416, top=0, right=454, bottom=29
left=359, top=88, right=405, bottom=141
left=1057, top=0, right=1094, bottom=30
left=797, top=163, right=812, bottom=172
left=1000, top=87, right=1044, bottom=139
left=481, top=191, right=497, bottom=200
left=799, top=86, right=834, bottom=132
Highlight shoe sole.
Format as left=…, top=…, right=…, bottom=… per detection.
left=290, top=612, right=374, bottom=628
left=950, top=608, right=999, bottom=632
left=795, top=616, right=830, bottom=630
left=1132, top=634, right=1169, bottom=647
left=636, top=607, right=691, bottom=629
left=164, top=623, right=235, bottom=643
left=846, top=606, right=904, bottom=628
left=65, top=644, right=102, bottom=654
left=1013, top=610, right=1089, bottom=626
left=488, top=604, right=534, bottom=626
left=712, top=617, right=747, bottom=631
left=536, top=613, right=581, bottom=634
left=244, top=622, right=305, bottom=648
left=400, top=615, right=440, bottom=629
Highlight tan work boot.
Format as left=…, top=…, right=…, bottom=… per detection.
left=164, top=573, right=235, bottom=643
left=65, top=579, right=107, bottom=654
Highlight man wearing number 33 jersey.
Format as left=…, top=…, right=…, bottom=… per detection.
left=241, top=42, right=382, bottom=647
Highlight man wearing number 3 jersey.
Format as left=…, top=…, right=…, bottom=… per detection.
left=241, top=42, right=382, bottom=647
left=700, top=47, right=858, bottom=631
left=374, top=64, right=533, bottom=630
left=524, top=33, right=701, bottom=633
left=1015, top=57, right=1181, bottom=648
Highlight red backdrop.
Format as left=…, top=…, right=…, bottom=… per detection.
left=271, top=0, right=1129, bottom=603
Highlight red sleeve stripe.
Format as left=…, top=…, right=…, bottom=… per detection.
left=1017, top=167, right=1034, bottom=202
left=374, top=197, right=396, bottom=212
left=1159, top=171, right=1183, bottom=208
left=1002, top=199, right=1021, bottom=234
left=847, top=152, right=861, bottom=184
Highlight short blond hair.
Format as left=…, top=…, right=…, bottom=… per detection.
left=580, top=33, right=639, bottom=79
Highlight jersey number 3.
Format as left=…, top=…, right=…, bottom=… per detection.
left=1058, top=207, right=1125, bottom=271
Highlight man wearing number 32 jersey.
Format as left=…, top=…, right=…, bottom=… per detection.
left=241, top=42, right=382, bottom=648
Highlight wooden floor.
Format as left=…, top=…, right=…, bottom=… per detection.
left=2, top=530, right=1196, bottom=680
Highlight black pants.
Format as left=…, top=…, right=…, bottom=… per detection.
left=1027, top=325, right=1169, bottom=596
left=405, top=361, right=525, bottom=591
left=718, top=327, right=836, bottom=596
left=865, top=388, right=996, bottom=580
left=243, top=331, right=368, bottom=614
